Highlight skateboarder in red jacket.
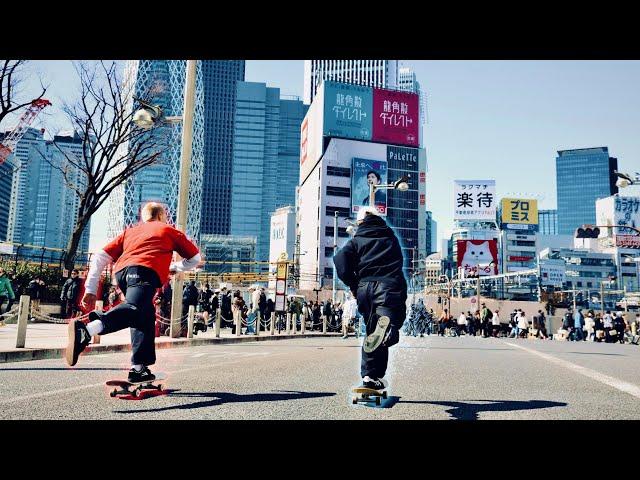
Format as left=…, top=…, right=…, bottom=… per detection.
left=65, top=202, right=201, bottom=382
left=333, top=206, right=407, bottom=391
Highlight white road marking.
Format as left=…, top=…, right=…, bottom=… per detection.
left=505, top=341, right=640, bottom=400
left=0, top=352, right=287, bottom=405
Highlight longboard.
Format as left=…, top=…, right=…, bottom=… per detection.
left=106, top=372, right=167, bottom=398
left=352, top=386, right=388, bottom=406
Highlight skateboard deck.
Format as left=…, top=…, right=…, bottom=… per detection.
left=106, top=373, right=167, bottom=398
left=351, top=386, right=388, bottom=406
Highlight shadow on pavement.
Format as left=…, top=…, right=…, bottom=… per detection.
left=0, top=367, right=126, bottom=372
left=112, top=389, right=336, bottom=414
left=399, top=399, right=567, bottom=420
left=399, top=346, right=514, bottom=351
left=565, top=352, right=625, bottom=356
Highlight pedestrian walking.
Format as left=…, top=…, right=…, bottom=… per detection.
left=0, top=267, right=15, bottom=323
left=60, top=269, right=82, bottom=319
left=67, top=202, right=201, bottom=383
left=572, top=309, right=585, bottom=341
left=334, top=206, right=407, bottom=392
left=342, top=293, right=358, bottom=339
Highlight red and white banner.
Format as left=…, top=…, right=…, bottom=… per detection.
left=616, top=235, right=640, bottom=248
left=457, top=239, right=499, bottom=277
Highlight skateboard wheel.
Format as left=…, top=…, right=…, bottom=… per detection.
left=110, top=389, right=117, bottom=398
left=382, top=391, right=388, bottom=399
left=158, top=384, right=163, bottom=391
left=375, top=397, right=381, bottom=406
left=134, top=388, right=141, bottom=397
left=352, top=397, right=358, bottom=404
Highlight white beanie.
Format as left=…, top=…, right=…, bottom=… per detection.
left=356, top=206, right=380, bottom=222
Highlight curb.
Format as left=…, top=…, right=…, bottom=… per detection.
left=0, top=333, right=344, bottom=364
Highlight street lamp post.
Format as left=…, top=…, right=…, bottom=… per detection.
left=368, top=175, right=410, bottom=209
left=133, top=60, right=197, bottom=338
left=332, top=211, right=338, bottom=304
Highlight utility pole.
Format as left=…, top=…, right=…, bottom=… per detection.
left=600, top=281, right=605, bottom=315
left=170, top=59, right=197, bottom=339
left=332, top=210, right=338, bottom=303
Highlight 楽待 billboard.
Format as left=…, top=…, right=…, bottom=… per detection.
left=500, top=198, right=539, bottom=231
left=457, top=239, right=499, bottom=277
left=352, top=157, right=388, bottom=216
left=323, top=81, right=373, bottom=142
left=372, top=88, right=419, bottom=147
left=454, top=180, right=496, bottom=221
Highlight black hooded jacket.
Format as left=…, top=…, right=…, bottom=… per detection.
left=333, top=215, right=407, bottom=293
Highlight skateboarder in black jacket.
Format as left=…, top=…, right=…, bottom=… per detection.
left=333, top=206, right=407, bottom=391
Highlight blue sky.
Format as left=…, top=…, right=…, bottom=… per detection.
left=11, top=60, right=640, bottom=251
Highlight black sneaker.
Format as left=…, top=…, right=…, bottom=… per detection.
left=65, top=320, right=91, bottom=366
left=362, top=376, right=387, bottom=391
left=128, top=366, right=155, bottom=383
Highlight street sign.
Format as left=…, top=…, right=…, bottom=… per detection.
left=616, top=235, right=640, bottom=248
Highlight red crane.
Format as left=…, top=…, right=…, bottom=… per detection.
left=0, top=98, right=52, bottom=164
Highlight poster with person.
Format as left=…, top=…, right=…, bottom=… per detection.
left=351, top=157, right=388, bottom=216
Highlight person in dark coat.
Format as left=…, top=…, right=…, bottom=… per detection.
left=334, top=206, right=407, bottom=391
left=60, top=269, right=82, bottom=319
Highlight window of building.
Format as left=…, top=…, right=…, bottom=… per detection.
left=324, top=268, right=334, bottom=279
left=325, top=247, right=335, bottom=257
left=326, top=186, right=351, bottom=198
left=326, top=166, right=351, bottom=177
left=325, top=226, right=349, bottom=238
left=325, top=206, right=351, bottom=217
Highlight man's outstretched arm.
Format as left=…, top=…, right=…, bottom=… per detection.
left=82, top=250, right=115, bottom=309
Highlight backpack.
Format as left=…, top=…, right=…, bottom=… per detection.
left=485, top=308, right=493, bottom=320
left=259, top=292, right=266, bottom=307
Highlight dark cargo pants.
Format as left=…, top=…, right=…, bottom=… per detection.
left=357, top=280, right=407, bottom=379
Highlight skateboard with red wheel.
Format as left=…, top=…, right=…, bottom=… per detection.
left=106, top=373, right=167, bottom=398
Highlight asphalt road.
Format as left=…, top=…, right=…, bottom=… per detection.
left=1, top=334, right=639, bottom=420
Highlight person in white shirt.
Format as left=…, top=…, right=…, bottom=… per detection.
left=491, top=309, right=501, bottom=337
left=342, top=294, right=358, bottom=339
left=517, top=310, right=529, bottom=338
left=603, top=310, right=614, bottom=343
left=457, top=312, right=467, bottom=335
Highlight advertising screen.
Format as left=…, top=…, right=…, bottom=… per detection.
left=372, top=88, right=419, bottom=147
left=351, top=157, right=388, bottom=216
left=501, top=198, right=538, bottom=231
left=456, top=239, right=499, bottom=277
left=323, top=81, right=373, bottom=141
left=454, top=180, right=496, bottom=221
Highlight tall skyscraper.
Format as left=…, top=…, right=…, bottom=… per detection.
left=108, top=60, right=205, bottom=241
left=229, top=82, right=307, bottom=262
left=303, top=60, right=398, bottom=105
left=0, top=157, right=16, bottom=241
left=538, top=209, right=558, bottom=235
left=34, top=132, right=90, bottom=254
left=425, top=211, right=437, bottom=254
left=0, top=128, right=90, bottom=257
left=556, top=147, right=618, bottom=235
left=200, top=60, right=245, bottom=236
left=397, top=66, right=426, bottom=145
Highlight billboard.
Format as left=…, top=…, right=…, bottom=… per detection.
left=299, top=87, right=325, bottom=185
left=323, top=81, right=373, bottom=141
left=454, top=180, right=496, bottom=221
left=457, top=239, right=499, bottom=277
left=616, top=235, right=640, bottom=248
left=597, top=195, right=640, bottom=237
left=500, top=198, right=538, bottom=231
left=352, top=157, right=388, bottom=216
left=539, top=261, right=566, bottom=286
left=372, top=88, right=419, bottom=147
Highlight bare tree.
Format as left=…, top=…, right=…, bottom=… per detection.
left=0, top=60, right=47, bottom=130
left=49, top=61, right=168, bottom=270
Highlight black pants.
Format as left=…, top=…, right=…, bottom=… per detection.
left=95, top=266, right=160, bottom=366
left=357, top=280, right=407, bottom=380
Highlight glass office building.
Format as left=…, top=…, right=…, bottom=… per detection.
left=538, top=209, right=558, bottom=235
left=200, top=60, right=245, bottom=236
left=556, top=147, right=618, bottom=235
left=0, top=156, right=16, bottom=242
left=229, top=82, right=307, bottom=263
left=109, top=60, right=205, bottom=242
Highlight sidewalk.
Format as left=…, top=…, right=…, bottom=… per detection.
left=0, top=322, right=340, bottom=363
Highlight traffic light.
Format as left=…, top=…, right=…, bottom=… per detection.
left=575, top=225, right=600, bottom=239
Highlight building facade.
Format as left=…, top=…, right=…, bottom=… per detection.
left=0, top=128, right=90, bottom=258
left=303, top=60, right=398, bottom=105
left=556, top=147, right=618, bottom=235
left=108, top=60, right=205, bottom=242
left=538, top=209, right=558, bottom=235
left=0, top=156, right=16, bottom=242
left=229, top=82, right=307, bottom=263
left=425, top=210, right=437, bottom=255
left=200, top=60, right=245, bottom=236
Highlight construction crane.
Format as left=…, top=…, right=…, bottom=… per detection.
left=0, top=98, right=52, bottom=164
